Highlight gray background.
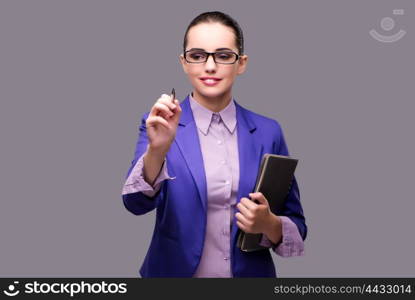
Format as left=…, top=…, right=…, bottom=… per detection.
left=0, top=0, right=414, bottom=277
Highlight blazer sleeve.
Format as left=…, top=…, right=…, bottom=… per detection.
left=274, top=121, right=308, bottom=241
left=122, top=152, right=174, bottom=197
left=122, top=112, right=166, bottom=215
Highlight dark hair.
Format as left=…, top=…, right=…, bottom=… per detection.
left=183, top=11, right=244, bottom=55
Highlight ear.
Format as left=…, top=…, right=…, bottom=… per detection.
left=179, top=54, right=189, bottom=74
left=236, top=54, right=248, bottom=75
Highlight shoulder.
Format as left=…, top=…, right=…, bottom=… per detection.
left=237, top=102, right=283, bottom=134
left=237, top=103, right=288, bottom=154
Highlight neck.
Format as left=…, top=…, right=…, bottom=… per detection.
left=191, top=90, right=232, bottom=113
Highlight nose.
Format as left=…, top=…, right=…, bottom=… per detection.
left=204, top=54, right=217, bottom=72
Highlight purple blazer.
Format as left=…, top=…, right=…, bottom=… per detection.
left=122, top=95, right=307, bottom=277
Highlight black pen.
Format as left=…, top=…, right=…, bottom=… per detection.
left=171, top=88, right=175, bottom=103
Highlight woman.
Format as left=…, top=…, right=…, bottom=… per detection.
left=122, top=11, right=307, bottom=278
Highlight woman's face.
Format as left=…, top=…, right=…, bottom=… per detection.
left=180, top=22, right=248, bottom=101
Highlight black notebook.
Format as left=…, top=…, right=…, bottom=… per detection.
left=237, top=153, right=298, bottom=252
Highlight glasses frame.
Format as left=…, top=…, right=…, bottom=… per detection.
left=183, top=50, right=240, bottom=65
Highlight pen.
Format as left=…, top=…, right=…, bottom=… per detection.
left=171, top=88, right=175, bottom=103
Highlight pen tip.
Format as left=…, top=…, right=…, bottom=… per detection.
left=171, top=88, right=176, bottom=102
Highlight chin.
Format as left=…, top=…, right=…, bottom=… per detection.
left=196, top=85, right=229, bottom=98
left=200, top=91, right=225, bottom=100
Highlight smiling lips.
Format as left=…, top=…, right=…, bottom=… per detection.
left=200, top=77, right=222, bottom=86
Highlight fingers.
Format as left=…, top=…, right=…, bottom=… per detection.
left=236, top=221, right=248, bottom=232
left=160, top=94, right=177, bottom=110
left=172, top=98, right=182, bottom=114
left=235, top=212, right=252, bottom=227
left=240, top=197, right=257, bottom=210
left=153, top=102, right=174, bottom=119
left=165, top=94, right=182, bottom=118
left=146, top=115, right=172, bottom=130
left=249, top=192, right=267, bottom=205
left=237, top=201, right=254, bottom=219
left=150, top=94, right=181, bottom=120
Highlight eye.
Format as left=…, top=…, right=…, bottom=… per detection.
left=215, top=52, right=234, bottom=60
left=218, top=53, right=231, bottom=58
left=188, top=52, right=206, bottom=60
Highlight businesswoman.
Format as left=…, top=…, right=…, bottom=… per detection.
left=122, top=11, right=307, bottom=277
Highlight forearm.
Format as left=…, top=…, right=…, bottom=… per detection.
left=143, top=146, right=167, bottom=187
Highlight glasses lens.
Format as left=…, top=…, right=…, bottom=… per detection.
left=186, top=51, right=207, bottom=63
left=214, top=52, right=237, bottom=64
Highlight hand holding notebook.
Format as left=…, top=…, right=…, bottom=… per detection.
left=237, top=153, right=298, bottom=252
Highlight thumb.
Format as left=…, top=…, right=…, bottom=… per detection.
left=249, top=192, right=268, bottom=205
left=171, top=99, right=182, bottom=122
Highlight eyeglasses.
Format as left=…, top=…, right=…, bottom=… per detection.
left=184, top=50, right=240, bottom=64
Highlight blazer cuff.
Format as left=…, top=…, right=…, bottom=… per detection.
left=260, top=216, right=305, bottom=257
left=122, top=152, right=175, bottom=196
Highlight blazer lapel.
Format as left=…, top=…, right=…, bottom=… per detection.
left=174, top=96, right=208, bottom=211
left=232, top=101, right=263, bottom=243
